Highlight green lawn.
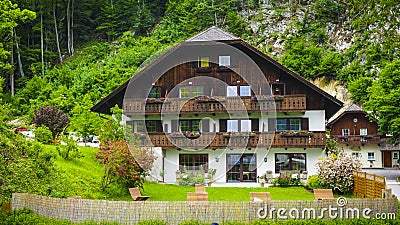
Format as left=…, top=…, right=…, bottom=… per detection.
left=46, top=145, right=335, bottom=201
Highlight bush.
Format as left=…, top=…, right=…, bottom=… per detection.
left=137, top=219, right=167, bottom=225
left=178, top=170, right=205, bottom=186
left=178, top=221, right=208, bottom=225
left=33, top=105, right=70, bottom=139
left=56, top=137, right=81, bottom=160
left=317, top=151, right=362, bottom=193
left=271, top=174, right=290, bottom=187
left=34, top=125, right=53, bottom=144
left=306, top=175, right=325, bottom=189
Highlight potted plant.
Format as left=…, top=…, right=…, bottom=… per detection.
left=159, top=170, right=165, bottom=183
left=206, top=168, right=217, bottom=186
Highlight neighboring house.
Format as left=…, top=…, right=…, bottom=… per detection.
left=327, top=104, right=383, bottom=168
left=91, top=27, right=343, bottom=183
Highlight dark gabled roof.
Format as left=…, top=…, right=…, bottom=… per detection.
left=186, top=26, right=239, bottom=42
left=327, top=103, right=366, bottom=127
left=91, top=27, right=343, bottom=116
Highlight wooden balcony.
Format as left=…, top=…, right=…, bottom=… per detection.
left=332, top=135, right=381, bottom=146
left=136, top=132, right=326, bottom=149
left=124, top=95, right=306, bottom=114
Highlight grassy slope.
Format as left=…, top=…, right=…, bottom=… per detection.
left=46, top=145, right=314, bottom=201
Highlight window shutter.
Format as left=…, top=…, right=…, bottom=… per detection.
left=156, top=121, right=163, bottom=132
left=202, top=119, right=210, bottom=132
left=268, top=118, right=275, bottom=132
left=251, top=118, right=259, bottom=132
left=219, top=119, right=227, bottom=132
left=171, top=120, right=178, bottom=132
left=301, top=118, right=309, bottom=130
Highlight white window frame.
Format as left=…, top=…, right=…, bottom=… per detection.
left=179, top=87, right=190, bottom=98
left=342, top=129, right=350, bottom=136
left=360, top=128, right=367, bottom=136
left=227, top=86, right=238, bottom=97
left=227, top=120, right=239, bottom=132
left=239, top=86, right=251, bottom=96
left=219, top=55, right=230, bottom=67
left=240, top=120, right=252, bottom=132
left=352, top=152, right=361, bottom=158
left=367, top=152, right=375, bottom=161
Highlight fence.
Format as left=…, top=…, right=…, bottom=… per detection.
left=353, top=171, right=386, bottom=198
left=12, top=193, right=398, bottom=225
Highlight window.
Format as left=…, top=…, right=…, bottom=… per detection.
left=289, top=119, right=301, bottom=131
left=227, top=86, right=238, bottom=96
left=352, top=152, right=360, bottom=158
left=148, top=87, right=161, bottom=98
left=367, top=152, right=375, bottom=161
left=276, top=119, right=287, bottom=131
left=240, top=120, right=251, bottom=132
left=179, top=120, right=201, bottom=132
left=219, top=56, right=230, bottom=66
left=192, top=86, right=203, bottom=97
left=227, top=120, right=239, bottom=132
left=275, top=153, right=306, bottom=173
left=360, top=128, right=367, bottom=136
left=179, top=154, right=208, bottom=171
left=240, top=86, right=251, bottom=96
left=342, top=129, right=350, bottom=136
left=146, top=121, right=157, bottom=133
left=133, top=121, right=145, bottom=133
left=179, top=86, right=203, bottom=98
left=271, top=83, right=285, bottom=95
left=198, top=57, right=210, bottom=68
left=393, top=152, right=399, bottom=160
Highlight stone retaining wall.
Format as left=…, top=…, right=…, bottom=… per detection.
left=12, top=193, right=398, bottom=224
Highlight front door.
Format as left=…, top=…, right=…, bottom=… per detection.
left=226, top=154, right=257, bottom=182
left=383, top=151, right=392, bottom=167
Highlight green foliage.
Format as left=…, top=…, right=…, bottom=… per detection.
left=178, top=171, right=205, bottom=186
left=34, top=125, right=53, bottom=144
left=364, top=59, right=400, bottom=142
left=348, top=77, right=373, bottom=104
left=56, top=137, right=81, bottom=160
left=137, top=220, right=167, bottom=225
left=306, top=175, right=324, bottom=189
left=33, top=105, right=70, bottom=139
left=178, top=221, right=208, bottom=225
left=325, top=133, right=339, bottom=156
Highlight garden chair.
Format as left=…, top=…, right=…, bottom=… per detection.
left=250, top=192, right=271, bottom=202
left=129, top=187, right=150, bottom=201
left=313, top=189, right=334, bottom=200
left=195, top=184, right=206, bottom=193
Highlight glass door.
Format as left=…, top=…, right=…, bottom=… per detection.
left=226, top=154, right=257, bottom=182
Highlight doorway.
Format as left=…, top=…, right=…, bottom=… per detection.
left=383, top=151, right=392, bottom=167
left=226, top=154, right=257, bottom=182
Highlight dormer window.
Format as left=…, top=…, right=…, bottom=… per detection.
left=227, top=85, right=251, bottom=97
left=198, top=57, right=210, bottom=68
left=148, top=86, right=161, bottom=98
left=227, top=86, right=238, bottom=97
left=179, top=86, right=203, bottom=98
left=240, top=86, right=251, bottom=96
left=271, top=83, right=285, bottom=95
left=342, top=129, right=350, bottom=136
left=219, top=56, right=230, bottom=67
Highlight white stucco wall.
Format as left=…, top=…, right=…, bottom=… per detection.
left=339, top=144, right=383, bottom=168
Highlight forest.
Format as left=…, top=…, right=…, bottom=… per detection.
left=0, top=0, right=399, bottom=139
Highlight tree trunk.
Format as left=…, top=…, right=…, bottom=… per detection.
left=70, top=0, right=74, bottom=55
left=41, top=13, right=44, bottom=76
left=53, top=0, right=63, bottom=65
left=14, top=29, right=25, bottom=78
left=10, top=34, right=14, bottom=96
left=67, top=0, right=71, bottom=55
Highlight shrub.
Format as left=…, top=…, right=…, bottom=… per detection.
left=271, top=174, right=290, bottom=187
left=34, top=125, right=53, bottom=144
left=137, top=219, right=167, bottom=225
left=178, top=170, right=205, bottom=186
left=56, top=136, right=81, bottom=160
left=33, top=105, right=69, bottom=139
left=306, top=175, right=325, bottom=189
left=317, top=151, right=362, bottom=193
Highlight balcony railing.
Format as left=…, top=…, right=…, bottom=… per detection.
left=135, top=132, right=326, bottom=149
left=332, top=135, right=380, bottom=146
left=123, top=95, right=306, bottom=114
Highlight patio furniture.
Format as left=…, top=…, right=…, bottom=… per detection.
left=313, top=189, right=334, bottom=200
left=187, top=192, right=208, bottom=202
left=129, top=187, right=151, bottom=201
left=250, top=192, right=271, bottom=202
left=195, top=184, right=206, bottom=193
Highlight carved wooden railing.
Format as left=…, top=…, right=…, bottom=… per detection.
left=332, top=135, right=381, bottom=146
left=123, top=95, right=306, bottom=114
left=136, top=131, right=326, bottom=149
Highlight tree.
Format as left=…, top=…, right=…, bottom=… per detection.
left=33, top=105, right=70, bottom=140
left=364, top=59, right=400, bottom=143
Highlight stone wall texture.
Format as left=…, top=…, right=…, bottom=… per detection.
left=12, top=193, right=398, bottom=224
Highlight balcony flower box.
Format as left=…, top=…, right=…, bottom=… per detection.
left=170, top=131, right=201, bottom=139
left=223, top=132, right=255, bottom=138
left=216, top=66, right=232, bottom=72
left=146, top=97, right=168, bottom=104
left=252, top=95, right=284, bottom=101
left=195, top=95, right=218, bottom=103
left=280, top=130, right=312, bottom=137
left=196, top=67, right=212, bottom=73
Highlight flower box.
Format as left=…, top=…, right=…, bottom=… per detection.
left=195, top=95, right=218, bottom=102
left=216, top=66, right=232, bottom=72
left=252, top=95, right=284, bottom=101
left=222, top=132, right=255, bottom=138
left=146, top=97, right=168, bottom=104
left=196, top=67, right=212, bottom=73
left=280, top=130, right=312, bottom=137
left=170, top=131, right=201, bottom=139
